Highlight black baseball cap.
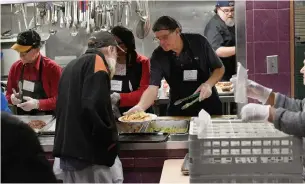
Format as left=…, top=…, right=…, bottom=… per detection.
left=88, top=31, right=118, bottom=48
left=11, top=29, right=41, bottom=52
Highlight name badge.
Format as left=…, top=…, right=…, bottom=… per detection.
left=23, top=80, right=35, bottom=92
left=183, top=70, right=197, bottom=81
left=111, top=80, right=123, bottom=92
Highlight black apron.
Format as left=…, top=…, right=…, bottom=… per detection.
left=16, top=57, right=53, bottom=115
left=220, top=25, right=236, bottom=81
left=111, top=62, right=152, bottom=114
left=111, top=66, right=134, bottom=114
left=166, top=48, right=222, bottom=116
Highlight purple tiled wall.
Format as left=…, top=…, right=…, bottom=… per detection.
left=246, top=1, right=291, bottom=96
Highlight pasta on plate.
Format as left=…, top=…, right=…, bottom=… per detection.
left=120, top=111, right=152, bottom=122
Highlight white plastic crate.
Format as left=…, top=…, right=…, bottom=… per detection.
left=189, top=119, right=304, bottom=177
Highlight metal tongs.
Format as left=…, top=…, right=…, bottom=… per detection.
left=174, top=93, right=200, bottom=110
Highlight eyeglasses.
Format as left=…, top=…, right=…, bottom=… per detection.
left=116, top=44, right=126, bottom=53
left=153, top=30, right=175, bottom=43
left=220, top=8, right=234, bottom=15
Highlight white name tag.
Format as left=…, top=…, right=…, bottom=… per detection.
left=183, top=70, right=197, bottom=81
left=23, top=80, right=35, bottom=92
left=111, top=80, right=123, bottom=92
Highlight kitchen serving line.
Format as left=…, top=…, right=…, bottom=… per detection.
left=20, top=114, right=304, bottom=183
left=38, top=115, right=237, bottom=152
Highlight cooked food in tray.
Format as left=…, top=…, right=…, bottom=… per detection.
left=215, top=82, right=233, bottom=92
left=118, top=111, right=157, bottom=123
left=147, top=127, right=187, bottom=134
left=28, top=120, right=47, bottom=129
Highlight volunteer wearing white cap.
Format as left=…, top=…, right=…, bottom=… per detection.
left=231, top=60, right=305, bottom=137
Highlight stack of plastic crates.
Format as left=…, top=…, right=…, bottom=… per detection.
left=189, top=119, right=304, bottom=183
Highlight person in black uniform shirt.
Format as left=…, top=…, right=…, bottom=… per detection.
left=204, top=1, right=236, bottom=81
left=1, top=112, right=57, bottom=183
left=53, top=31, right=122, bottom=183
left=126, top=16, right=225, bottom=116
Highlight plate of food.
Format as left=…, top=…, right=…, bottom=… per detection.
left=14, top=115, right=54, bottom=133
left=118, top=111, right=157, bottom=123
left=215, top=81, right=233, bottom=95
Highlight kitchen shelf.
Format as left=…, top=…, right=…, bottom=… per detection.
left=0, top=0, right=64, bottom=5
left=0, top=33, right=50, bottom=43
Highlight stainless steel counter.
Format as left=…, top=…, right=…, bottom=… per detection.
left=39, top=116, right=238, bottom=152
left=39, top=134, right=189, bottom=152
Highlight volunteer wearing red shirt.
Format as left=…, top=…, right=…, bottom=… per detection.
left=110, top=26, right=150, bottom=117
left=6, top=30, right=62, bottom=115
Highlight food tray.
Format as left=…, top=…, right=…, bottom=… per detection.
left=14, top=115, right=54, bottom=133
left=37, top=120, right=147, bottom=135
left=116, top=122, right=147, bottom=133
left=39, top=120, right=56, bottom=135
left=144, top=119, right=189, bottom=134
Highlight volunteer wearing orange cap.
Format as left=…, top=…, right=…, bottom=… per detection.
left=6, top=29, right=62, bottom=115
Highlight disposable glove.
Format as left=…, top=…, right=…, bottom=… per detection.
left=241, top=103, right=270, bottom=122
left=194, top=83, right=212, bottom=102
left=230, top=77, right=272, bottom=104
left=111, top=92, right=121, bottom=105
left=10, top=93, right=21, bottom=105
left=123, top=105, right=144, bottom=115
left=17, top=96, right=39, bottom=111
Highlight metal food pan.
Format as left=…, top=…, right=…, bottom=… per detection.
left=144, top=120, right=189, bottom=134
left=14, top=115, right=54, bottom=133
left=116, top=122, right=148, bottom=133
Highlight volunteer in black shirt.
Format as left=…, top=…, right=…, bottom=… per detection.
left=125, top=16, right=225, bottom=116
left=204, top=1, right=236, bottom=81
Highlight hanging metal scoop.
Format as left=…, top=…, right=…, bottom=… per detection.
left=135, top=0, right=151, bottom=39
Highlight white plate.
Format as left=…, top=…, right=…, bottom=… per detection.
left=218, top=91, right=234, bottom=96
left=118, top=113, right=157, bottom=123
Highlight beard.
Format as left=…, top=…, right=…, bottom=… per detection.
left=225, top=18, right=235, bottom=27
left=106, top=57, right=117, bottom=79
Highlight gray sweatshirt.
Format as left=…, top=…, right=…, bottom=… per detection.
left=274, top=93, right=305, bottom=137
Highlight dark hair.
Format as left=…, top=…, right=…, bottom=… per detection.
left=111, top=26, right=136, bottom=50
left=110, top=26, right=137, bottom=67
left=152, top=16, right=182, bottom=32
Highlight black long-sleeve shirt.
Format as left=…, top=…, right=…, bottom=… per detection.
left=1, top=112, right=57, bottom=183
left=53, top=49, right=119, bottom=167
